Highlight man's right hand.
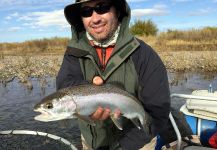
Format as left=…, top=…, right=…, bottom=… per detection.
left=90, top=106, right=111, bottom=121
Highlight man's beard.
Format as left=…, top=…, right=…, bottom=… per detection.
left=91, top=24, right=118, bottom=44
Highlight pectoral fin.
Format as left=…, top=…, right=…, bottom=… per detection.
left=59, top=119, right=77, bottom=128
left=74, top=113, right=95, bottom=126
left=130, top=118, right=142, bottom=130
left=110, top=114, right=123, bottom=130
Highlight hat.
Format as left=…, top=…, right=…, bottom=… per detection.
left=64, top=0, right=127, bottom=30
left=64, top=0, right=90, bottom=30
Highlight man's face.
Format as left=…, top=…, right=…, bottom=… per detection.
left=81, top=0, right=119, bottom=42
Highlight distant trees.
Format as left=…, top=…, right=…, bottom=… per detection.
left=130, top=19, right=158, bottom=36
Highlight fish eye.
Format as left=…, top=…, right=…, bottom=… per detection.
left=45, top=103, right=53, bottom=109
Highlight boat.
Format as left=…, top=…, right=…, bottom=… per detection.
left=157, top=86, right=217, bottom=150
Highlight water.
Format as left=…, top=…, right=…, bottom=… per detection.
left=0, top=72, right=217, bottom=149
left=168, top=72, right=217, bottom=109
left=0, top=77, right=81, bottom=149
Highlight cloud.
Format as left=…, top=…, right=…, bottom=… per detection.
left=0, top=0, right=71, bottom=6
left=171, top=0, right=193, bottom=2
left=188, top=8, right=213, bottom=16
left=8, top=27, right=21, bottom=32
left=18, top=9, right=69, bottom=29
left=11, top=12, right=19, bottom=17
left=127, top=0, right=149, bottom=2
left=131, top=4, right=169, bottom=17
left=0, top=0, right=72, bottom=11
left=5, top=12, right=19, bottom=20
left=6, top=16, right=12, bottom=20
left=160, top=20, right=217, bottom=31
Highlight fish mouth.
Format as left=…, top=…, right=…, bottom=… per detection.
left=34, top=108, right=73, bottom=122
left=34, top=108, right=51, bottom=116
left=34, top=108, right=54, bottom=122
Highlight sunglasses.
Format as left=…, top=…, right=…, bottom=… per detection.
left=80, top=2, right=112, bottom=18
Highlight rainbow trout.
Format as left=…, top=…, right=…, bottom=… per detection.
left=34, top=84, right=151, bottom=132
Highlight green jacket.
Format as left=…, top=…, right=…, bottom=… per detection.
left=57, top=1, right=170, bottom=149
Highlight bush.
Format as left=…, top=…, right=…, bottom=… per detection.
left=130, top=19, right=158, bottom=36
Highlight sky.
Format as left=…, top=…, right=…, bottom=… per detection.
left=0, top=0, right=217, bottom=43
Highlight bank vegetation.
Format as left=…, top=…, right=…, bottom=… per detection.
left=0, top=21, right=217, bottom=83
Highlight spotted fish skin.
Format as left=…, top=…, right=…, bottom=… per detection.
left=34, top=84, right=151, bottom=132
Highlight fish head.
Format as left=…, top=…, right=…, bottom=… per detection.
left=34, top=91, right=77, bottom=122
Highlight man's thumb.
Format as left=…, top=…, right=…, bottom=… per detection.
left=93, top=76, right=103, bottom=85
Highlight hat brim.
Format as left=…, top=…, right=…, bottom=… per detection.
left=64, top=0, right=93, bottom=26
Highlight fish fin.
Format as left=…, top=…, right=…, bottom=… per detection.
left=110, top=114, right=123, bottom=130
left=59, top=119, right=77, bottom=129
left=130, top=118, right=142, bottom=130
left=74, top=113, right=95, bottom=126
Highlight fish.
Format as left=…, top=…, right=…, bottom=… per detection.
left=34, top=84, right=151, bottom=133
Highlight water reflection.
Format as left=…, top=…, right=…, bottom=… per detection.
left=0, top=72, right=217, bottom=149
left=168, top=72, right=217, bottom=109
left=168, top=72, right=217, bottom=94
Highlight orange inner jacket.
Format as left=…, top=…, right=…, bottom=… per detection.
left=90, top=41, right=114, bottom=70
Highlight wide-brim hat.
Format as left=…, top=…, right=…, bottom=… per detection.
left=64, top=0, right=127, bottom=30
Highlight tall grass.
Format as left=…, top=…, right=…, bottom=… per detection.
left=159, top=27, right=217, bottom=41
left=0, top=25, right=217, bottom=55
left=140, top=27, right=217, bottom=52
left=1, top=26, right=217, bottom=81
left=0, top=37, right=69, bottom=55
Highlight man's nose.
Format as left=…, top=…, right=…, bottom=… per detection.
left=91, top=11, right=102, bottom=23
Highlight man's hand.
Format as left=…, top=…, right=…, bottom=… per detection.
left=90, top=76, right=121, bottom=121
left=91, top=106, right=111, bottom=121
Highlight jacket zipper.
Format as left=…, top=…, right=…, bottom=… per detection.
left=101, top=48, right=106, bottom=70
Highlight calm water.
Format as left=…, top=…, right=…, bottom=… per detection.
left=0, top=72, right=217, bottom=149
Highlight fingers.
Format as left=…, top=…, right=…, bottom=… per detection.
left=100, top=108, right=110, bottom=121
left=114, top=109, right=121, bottom=119
left=90, top=107, right=111, bottom=121
left=93, top=76, right=103, bottom=85
left=90, top=107, right=103, bottom=120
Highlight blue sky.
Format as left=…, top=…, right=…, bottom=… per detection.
left=0, top=0, right=217, bottom=43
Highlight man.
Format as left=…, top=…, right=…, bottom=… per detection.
left=56, top=0, right=171, bottom=149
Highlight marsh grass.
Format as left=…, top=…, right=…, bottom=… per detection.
left=0, top=56, right=62, bottom=84
left=142, top=27, right=217, bottom=52
left=0, top=37, right=68, bottom=56
left=0, top=27, right=216, bottom=54
left=159, top=51, right=217, bottom=72
left=0, top=27, right=217, bottom=83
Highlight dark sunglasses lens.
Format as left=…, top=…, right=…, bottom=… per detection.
left=80, top=3, right=112, bottom=17
left=80, top=7, right=93, bottom=17
left=95, top=3, right=111, bottom=14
